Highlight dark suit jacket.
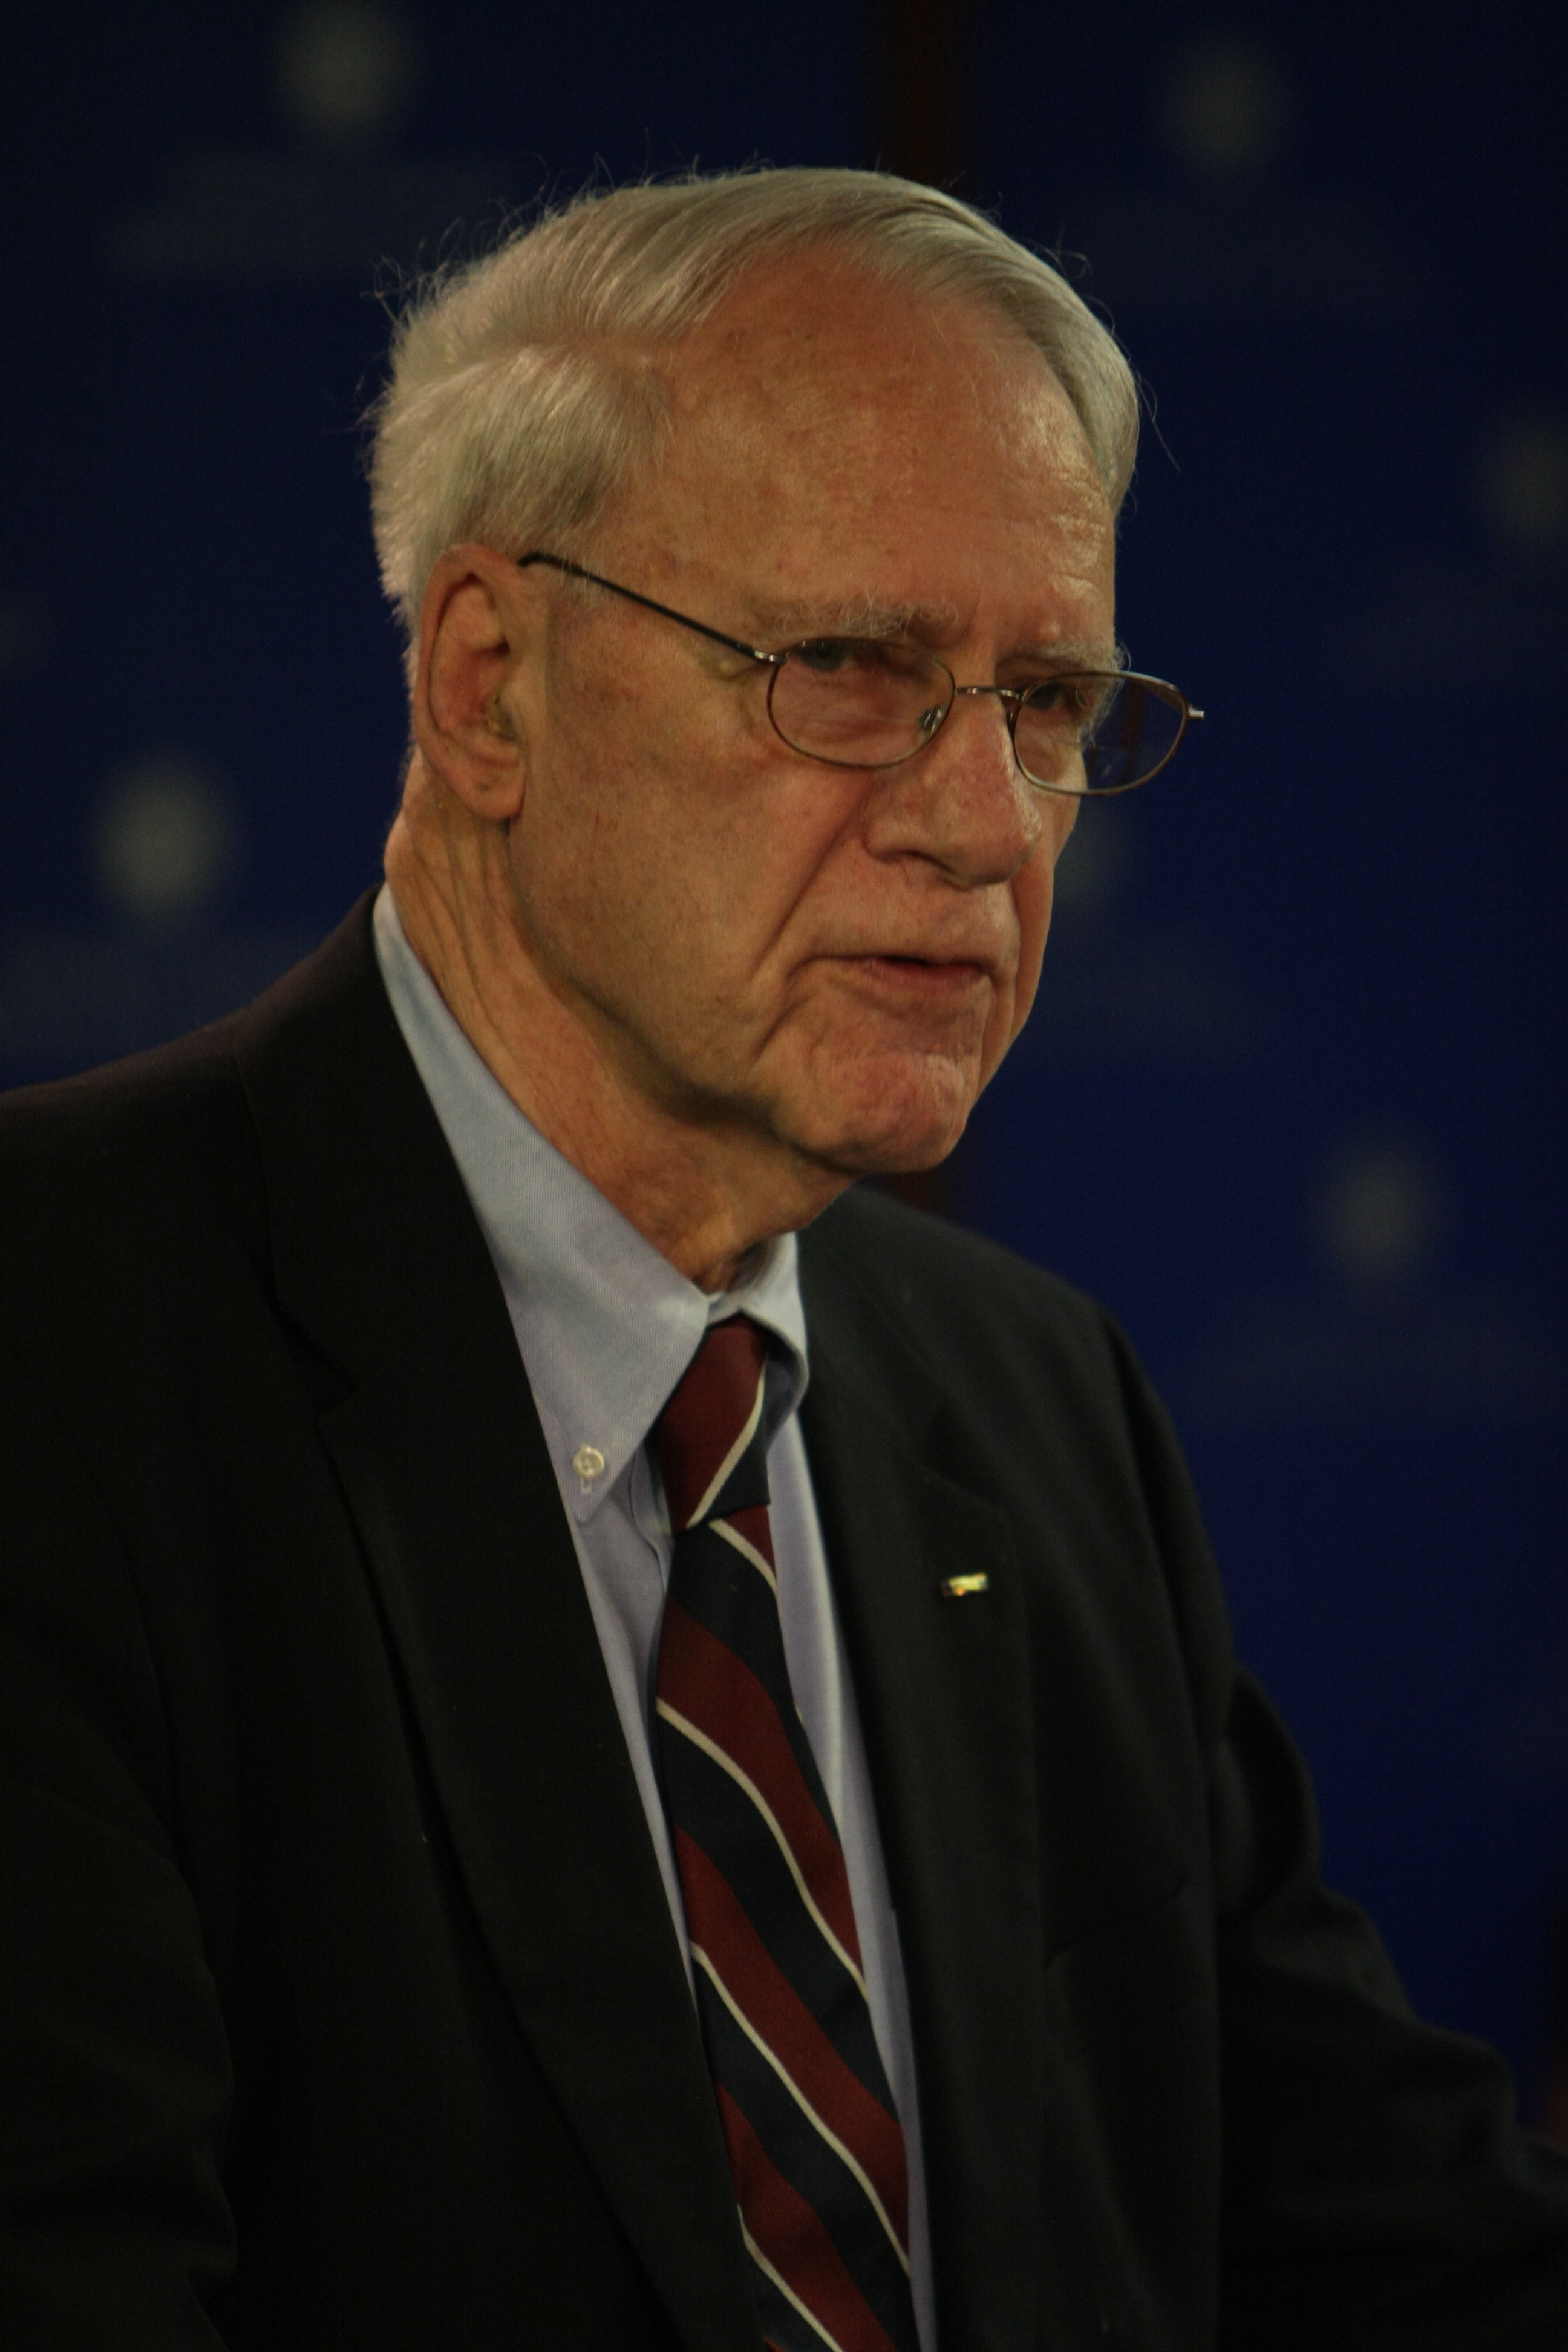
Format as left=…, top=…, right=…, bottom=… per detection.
left=1, top=897, right=1565, bottom=2352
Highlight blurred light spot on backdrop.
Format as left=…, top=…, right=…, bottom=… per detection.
left=1060, top=22, right=1427, bottom=323
left=1335, top=401, right=1568, bottom=690
left=1030, top=921, right=1264, bottom=1065
left=1159, top=30, right=1291, bottom=180
left=1314, top=1135, right=1447, bottom=1291
left=0, top=585, right=48, bottom=680
left=1477, top=410, right=1568, bottom=556
left=0, top=752, right=310, bottom=1078
left=108, top=0, right=497, bottom=286
left=1179, top=1131, right=1566, bottom=1431
left=1489, top=1653, right=1568, bottom=1785
left=1049, top=802, right=1133, bottom=929
left=1020, top=806, right=1266, bottom=1065
left=277, top=1, right=420, bottom=150
left=93, top=750, right=239, bottom=927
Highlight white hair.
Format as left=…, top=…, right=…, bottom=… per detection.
left=367, top=167, right=1138, bottom=670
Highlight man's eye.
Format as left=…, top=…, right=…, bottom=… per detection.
left=1022, top=676, right=1113, bottom=728
left=789, top=639, right=930, bottom=683
left=792, top=638, right=860, bottom=675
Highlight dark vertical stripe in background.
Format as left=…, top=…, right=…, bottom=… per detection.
left=873, top=0, right=973, bottom=191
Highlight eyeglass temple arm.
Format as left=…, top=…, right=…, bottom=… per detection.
left=516, top=553, right=780, bottom=668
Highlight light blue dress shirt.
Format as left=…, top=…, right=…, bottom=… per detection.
left=373, top=887, right=935, bottom=2345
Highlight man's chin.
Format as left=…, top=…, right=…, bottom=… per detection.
left=824, top=1122, right=965, bottom=1181
left=780, top=1067, right=976, bottom=1181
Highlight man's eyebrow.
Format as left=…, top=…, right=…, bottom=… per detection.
left=1007, top=635, right=1125, bottom=673
left=739, top=593, right=962, bottom=645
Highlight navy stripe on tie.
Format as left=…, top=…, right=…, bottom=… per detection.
left=664, top=1523, right=834, bottom=1808
left=701, top=1986, right=917, bottom=2350
left=659, top=1735, right=890, bottom=2097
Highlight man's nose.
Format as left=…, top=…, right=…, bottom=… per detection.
left=867, top=687, right=1043, bottom=886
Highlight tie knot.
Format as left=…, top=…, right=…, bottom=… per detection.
left=654, top=1316, right=770, bottom=1534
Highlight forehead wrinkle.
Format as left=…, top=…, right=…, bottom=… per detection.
left=738, top=590, right=964, bottom=645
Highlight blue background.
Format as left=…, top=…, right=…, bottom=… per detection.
left=4, top=2, right=1564, bottom=2108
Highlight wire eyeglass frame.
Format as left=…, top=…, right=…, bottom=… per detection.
left=517, top=551, right=1203, bottom=797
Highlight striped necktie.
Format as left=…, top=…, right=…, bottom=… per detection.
left=653, top=1315, right=919, bottom=2352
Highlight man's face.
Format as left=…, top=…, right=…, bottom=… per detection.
left=497, top=253, right=1117, bottom=1181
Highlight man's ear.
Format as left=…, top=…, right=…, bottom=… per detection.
left=411, top=544, right=541, bottom=820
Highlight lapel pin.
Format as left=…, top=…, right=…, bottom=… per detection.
left=939, top=1573, right=990, bottom=1599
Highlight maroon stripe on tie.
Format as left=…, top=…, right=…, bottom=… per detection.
left=676, top=1829, right=910, bottom=2246
left=716, top=2086, right=907, bottom=2352
left=658, top=1599, right=863, bottom=1965
left=659, top=1321, right=767, bottom=1529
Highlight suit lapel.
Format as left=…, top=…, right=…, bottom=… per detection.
left=800, top=1247, right=1047, bottom=2352
left=233, top=904, right=759, bottom=2352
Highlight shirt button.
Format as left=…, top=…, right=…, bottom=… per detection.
left=572, top=1444, right=607, bottom=1485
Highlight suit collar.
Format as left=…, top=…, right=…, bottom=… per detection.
left=799, top=1226, right=1047, bottom=2352
left=230, top=900, right=761, bottom=2351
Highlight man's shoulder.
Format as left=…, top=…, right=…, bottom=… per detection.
left=0, top=1011, right=253, bottom=1251
left=800, top=1183, right=1125, bottom=1398
left=0, top=899, right=374, bottom=1166
left=0, top=899, right=382, bottom=1308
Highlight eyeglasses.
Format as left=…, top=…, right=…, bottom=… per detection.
left=517, top=552, right=1202, bottom=796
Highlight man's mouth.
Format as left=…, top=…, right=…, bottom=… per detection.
left=850, top=953, right=989, bottom=992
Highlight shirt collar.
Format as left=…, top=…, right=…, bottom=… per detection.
left=371, top=886, right=809, bottom=1524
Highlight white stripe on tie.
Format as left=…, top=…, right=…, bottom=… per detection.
left=683, top=1362, right=766, bottom=1530
left=713, top=1514, right=778, bottom=1593
left=741, top=2223, right=847, bottom=2352
left=691, top=1944, right=910, bottom=2269
left=655, top=1699, right=867, bottom=1998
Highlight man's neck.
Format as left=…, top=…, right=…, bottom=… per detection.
left=382, top=778, right=849, bottom=1291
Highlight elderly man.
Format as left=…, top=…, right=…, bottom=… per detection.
left=1, top=169, right=1564, bottom=2352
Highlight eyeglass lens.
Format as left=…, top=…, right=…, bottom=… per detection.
left=769, top=643, right=1186, bottom=795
